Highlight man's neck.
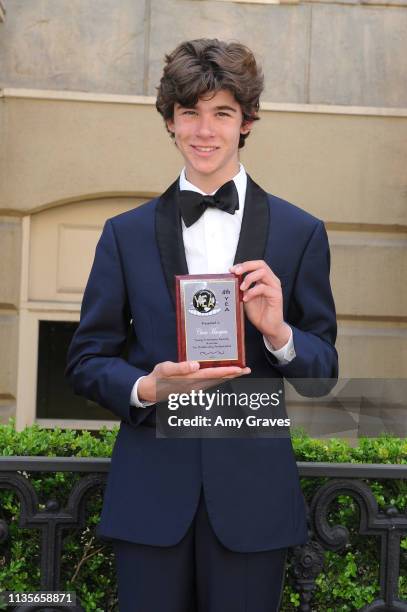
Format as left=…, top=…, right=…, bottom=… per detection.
left=184, top=164, right=241, bottom=194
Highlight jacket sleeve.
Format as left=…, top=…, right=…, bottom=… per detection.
left=65, top=219, right=155, bottom=426
left=265, top=220, right=338, bottom=393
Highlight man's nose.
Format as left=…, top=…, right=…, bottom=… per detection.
left=196, top=115, right=215, bottom=137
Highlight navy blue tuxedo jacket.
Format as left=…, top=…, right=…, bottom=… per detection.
left=66, top=176, right=338, bottom=552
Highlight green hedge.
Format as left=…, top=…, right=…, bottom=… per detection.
left=0, top=419, right=406, bottom=612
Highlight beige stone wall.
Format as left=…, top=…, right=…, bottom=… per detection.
left=29, top=197, right=147, bottom=303
left=0, top=216, right=20, bottom=422
left=2, top=94, right=406, bottom=223
left=1, top=0, right=407, bottom=107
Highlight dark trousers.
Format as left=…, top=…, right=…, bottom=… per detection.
left=112, top=489, right=288, bottom=612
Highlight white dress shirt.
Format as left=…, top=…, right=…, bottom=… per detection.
left=130, top=164, right=295, bottom=407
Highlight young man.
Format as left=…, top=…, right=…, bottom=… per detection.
left=66, top=39, right=338, bottom=612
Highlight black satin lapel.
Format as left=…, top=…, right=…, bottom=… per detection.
left=155, top=179, right=189, bottom=307
left=233, top=175, right=270, bottom=265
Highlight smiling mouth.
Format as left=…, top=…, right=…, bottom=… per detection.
left=191, top=146, right=219, bottom=153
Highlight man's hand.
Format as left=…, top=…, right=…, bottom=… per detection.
left=230, top=260, right=291, bottom=350
left=138, top=360, right=251, bottom=403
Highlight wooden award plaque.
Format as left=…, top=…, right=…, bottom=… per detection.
left=175, top=273, right=246, bottom=368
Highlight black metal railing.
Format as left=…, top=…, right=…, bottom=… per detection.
left=1, top=458, right=406, bottom=611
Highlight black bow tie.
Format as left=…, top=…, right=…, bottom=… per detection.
left=178, top=180, right=239, bottom=228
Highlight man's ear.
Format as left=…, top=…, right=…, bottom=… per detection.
left=166, top=118, right=175, bottom=134
left=240, top=120, right=254, bottom=135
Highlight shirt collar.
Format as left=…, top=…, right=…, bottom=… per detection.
left=179, top=164, right=247, bottom=217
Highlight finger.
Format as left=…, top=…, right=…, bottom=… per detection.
left=188, top=366, right=250, bottom=379
left=231, top=261, right=282, bottom=286
left=240, top=268, right=278, bottom=291
left=240, top=268, right=266, bottom=290
left=243, top=283, right=279, bottom=302
left=222, top=367, right=252, bottom=378
left=159, top=360, right=200, bottom=377
left=230, top=260, right=267, bottom=276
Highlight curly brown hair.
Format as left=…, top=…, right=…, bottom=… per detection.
left=156, top=39, right=264, bottom=149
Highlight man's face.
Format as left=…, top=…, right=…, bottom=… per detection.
left=166, top=89, right=252, bottom=190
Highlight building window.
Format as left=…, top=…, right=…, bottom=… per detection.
left=36, top=321, right=116, bottom=421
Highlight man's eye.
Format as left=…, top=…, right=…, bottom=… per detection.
left=217, top=112, right=230, bottom=117
left=182, top=110, right=196, bottom=115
